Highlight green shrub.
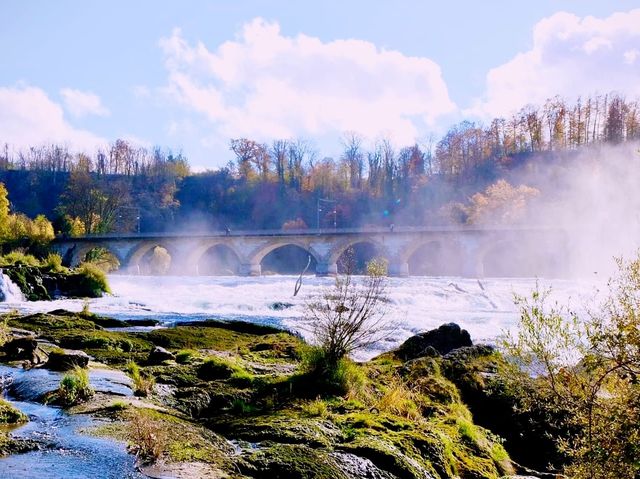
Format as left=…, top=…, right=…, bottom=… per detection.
left=0, top=251, right=41, bottom=267
left=44, top=253, right=66, bottom=273
left=198, top=356, right=245, bottom=381
left=77, top=262, right=111, bottom=295
left=57, top=367, right=94, bottom=406
left=300, top=346, right=368, bottom=397
left=126, top=361, right=155, bottom=397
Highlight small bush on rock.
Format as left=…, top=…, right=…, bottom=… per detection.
left=57, top=367, right=94, bottom=406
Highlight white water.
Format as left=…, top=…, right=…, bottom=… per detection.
left=0, top=274, right=602, bottom=359
left=0, top=271, right=25, bottom=303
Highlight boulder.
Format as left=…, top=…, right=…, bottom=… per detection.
left=395, top=323, right=472, bottom=361
left=2, top=336, right=39, bottom=362
left=148, top=346, right=175, bottom=363
left=45, top=350, right=90, bottom=370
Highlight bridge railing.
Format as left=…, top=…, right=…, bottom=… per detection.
left=53, top=225, right=564, bottom=242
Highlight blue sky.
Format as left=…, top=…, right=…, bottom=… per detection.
left=1, top=1, right=639, bottom=169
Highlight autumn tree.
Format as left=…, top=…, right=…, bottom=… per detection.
left=503, top=253, right=640, bottom=478
left=464, top=179, right=539, bottom=225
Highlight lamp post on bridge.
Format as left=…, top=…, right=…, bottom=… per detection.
left=316, top=198, right=337, bottom=231
left=116, top=206, right=141, bottom=233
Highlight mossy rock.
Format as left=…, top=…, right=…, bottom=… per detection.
left=47, top=309, right=129, bottom=328
left=8, top=312, right=98, bottom=332
left=212, top=414, right=342, bottom=448
left=0, top=399, right=28, bottom=425
left=240, top=443, right=349, bottom=479
left=3, top=264, right=109, bottom=300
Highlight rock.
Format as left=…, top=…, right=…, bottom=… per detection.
left=45, top=350, right=90, bottom=370
left=0, top=398, right=28, bottom=425
left=148, top=346, right=175, bottom=364
left=395, top=323, right=472, bottom=360
left=443, top=344, right=495, bottom=363
left=2, top=336, right=39, bottom=362
left=270, top=301, right=294, bottom=311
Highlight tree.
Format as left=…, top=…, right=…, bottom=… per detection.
left=503, top=253, right=640, bottom=478
left=305, top=257, right=391, bottom=367
left=465, top=179, right=539, bottom=225
left=59, top=156, right=130, bottom=234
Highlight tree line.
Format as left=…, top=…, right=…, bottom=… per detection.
left=0, top=92, right=638, bottom=235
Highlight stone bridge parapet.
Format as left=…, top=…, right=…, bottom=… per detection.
left=51, top=226, right=568, bottom=278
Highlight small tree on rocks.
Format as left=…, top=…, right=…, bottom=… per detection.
left=306, top=256, right=391, bottom=368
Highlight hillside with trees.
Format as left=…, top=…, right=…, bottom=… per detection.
left=0, top=93, right=638, bottom=235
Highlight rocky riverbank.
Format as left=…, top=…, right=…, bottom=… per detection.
left=0, top=310, right=549, bottom=478
left=1, top=263, right=109, bottom=301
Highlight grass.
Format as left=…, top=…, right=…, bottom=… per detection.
left=302, top=398, right=330, bottom=418
left=126, top=361, right=155, bottom=397
left=57, top=367, right=94, bottom=407
left=299, top=346, right=368, bottom=398
left=198, top=355, right=248, bottom=381
left=376, top=378, right=421, bottom=421
left=175, top=349, right=199, bottom=364
left=77, top=262, right=111, bottom=295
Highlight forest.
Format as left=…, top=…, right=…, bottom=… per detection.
left=0, top=92, right=638, bottom=236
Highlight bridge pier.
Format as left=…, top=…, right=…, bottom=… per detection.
left=239, top=263, right=262, bottom=276
left=315, top=262, right=338, bottom=277
left=388, top=262, right=409, bottom=277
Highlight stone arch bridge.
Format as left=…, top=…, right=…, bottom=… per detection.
left=52, top=226, right=569, bottom=277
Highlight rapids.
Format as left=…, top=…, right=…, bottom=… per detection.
left=0, top=274, right=602, bottom=360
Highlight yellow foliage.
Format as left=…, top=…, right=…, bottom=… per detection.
left=466, top=179, right=539, bottom=225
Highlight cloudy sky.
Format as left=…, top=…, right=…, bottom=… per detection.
left=1, top=1, right=639, bottom=169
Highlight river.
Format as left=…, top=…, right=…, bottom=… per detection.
left=0, top=274, right=601, bottom=359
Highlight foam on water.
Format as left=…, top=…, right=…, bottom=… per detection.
left=0, top=274, right=601, bottom=359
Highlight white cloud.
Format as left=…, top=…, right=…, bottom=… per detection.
left=60, top=88, right=110, bottom=118
left=470, top=9, right=640, bottom=118
left=0, top=85, right=106, bottom=151
left=158, top=19, right=455, bottom=145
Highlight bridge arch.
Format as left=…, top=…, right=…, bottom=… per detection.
left=125, top=241, right=180, bottom=274
left=247, top=241, right=322, bottom=274
left=401, top=238, right=465, bottom=276
left=66, top=243, right=125, bottom=269
left=328, top=238, right=388, bottom=274
left=188, top=242, right=243, bottom=276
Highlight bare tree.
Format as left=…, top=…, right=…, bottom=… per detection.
left=305, top=257, right=391, bottom=366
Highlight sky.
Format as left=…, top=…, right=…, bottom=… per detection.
left=1, top=1, right=640, bottom=169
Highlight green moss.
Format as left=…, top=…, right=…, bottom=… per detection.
left=0, top=399, right=28, bottom=425
left=198, top=356, right=246, bottom=381
left=175, top=349, right=199, bottom=364
left=8, top=312, right=98, bottom=332
left=241, top=443, right=348, bottom=479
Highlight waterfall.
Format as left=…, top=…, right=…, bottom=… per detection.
left=0, top=268, right=25, bottom=302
